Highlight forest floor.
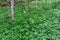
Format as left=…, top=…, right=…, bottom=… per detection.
left=0, top=1, right=60, bottom=40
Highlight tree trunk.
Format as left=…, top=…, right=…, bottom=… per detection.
left=36, top=0, right=38, bottom=7
left=10, top=0, right=14, bottom=21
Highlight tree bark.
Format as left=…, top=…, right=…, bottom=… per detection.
left=10, top=0, right=14, bottom=21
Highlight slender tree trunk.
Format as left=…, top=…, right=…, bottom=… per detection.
left=10, top=0, right=14, bottom=21
left=36, top=0, right=38, bottom=7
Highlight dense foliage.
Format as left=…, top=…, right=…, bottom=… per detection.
left=0, top=0, right=60, bottom=40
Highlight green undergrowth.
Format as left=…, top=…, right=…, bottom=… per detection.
left=0, top=1, right=60, bottom=40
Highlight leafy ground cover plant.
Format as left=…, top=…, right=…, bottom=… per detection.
left=0, top=0, right=60, bottom=40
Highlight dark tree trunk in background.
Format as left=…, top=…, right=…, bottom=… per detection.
left=10, top=0, right=14, bottom=21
